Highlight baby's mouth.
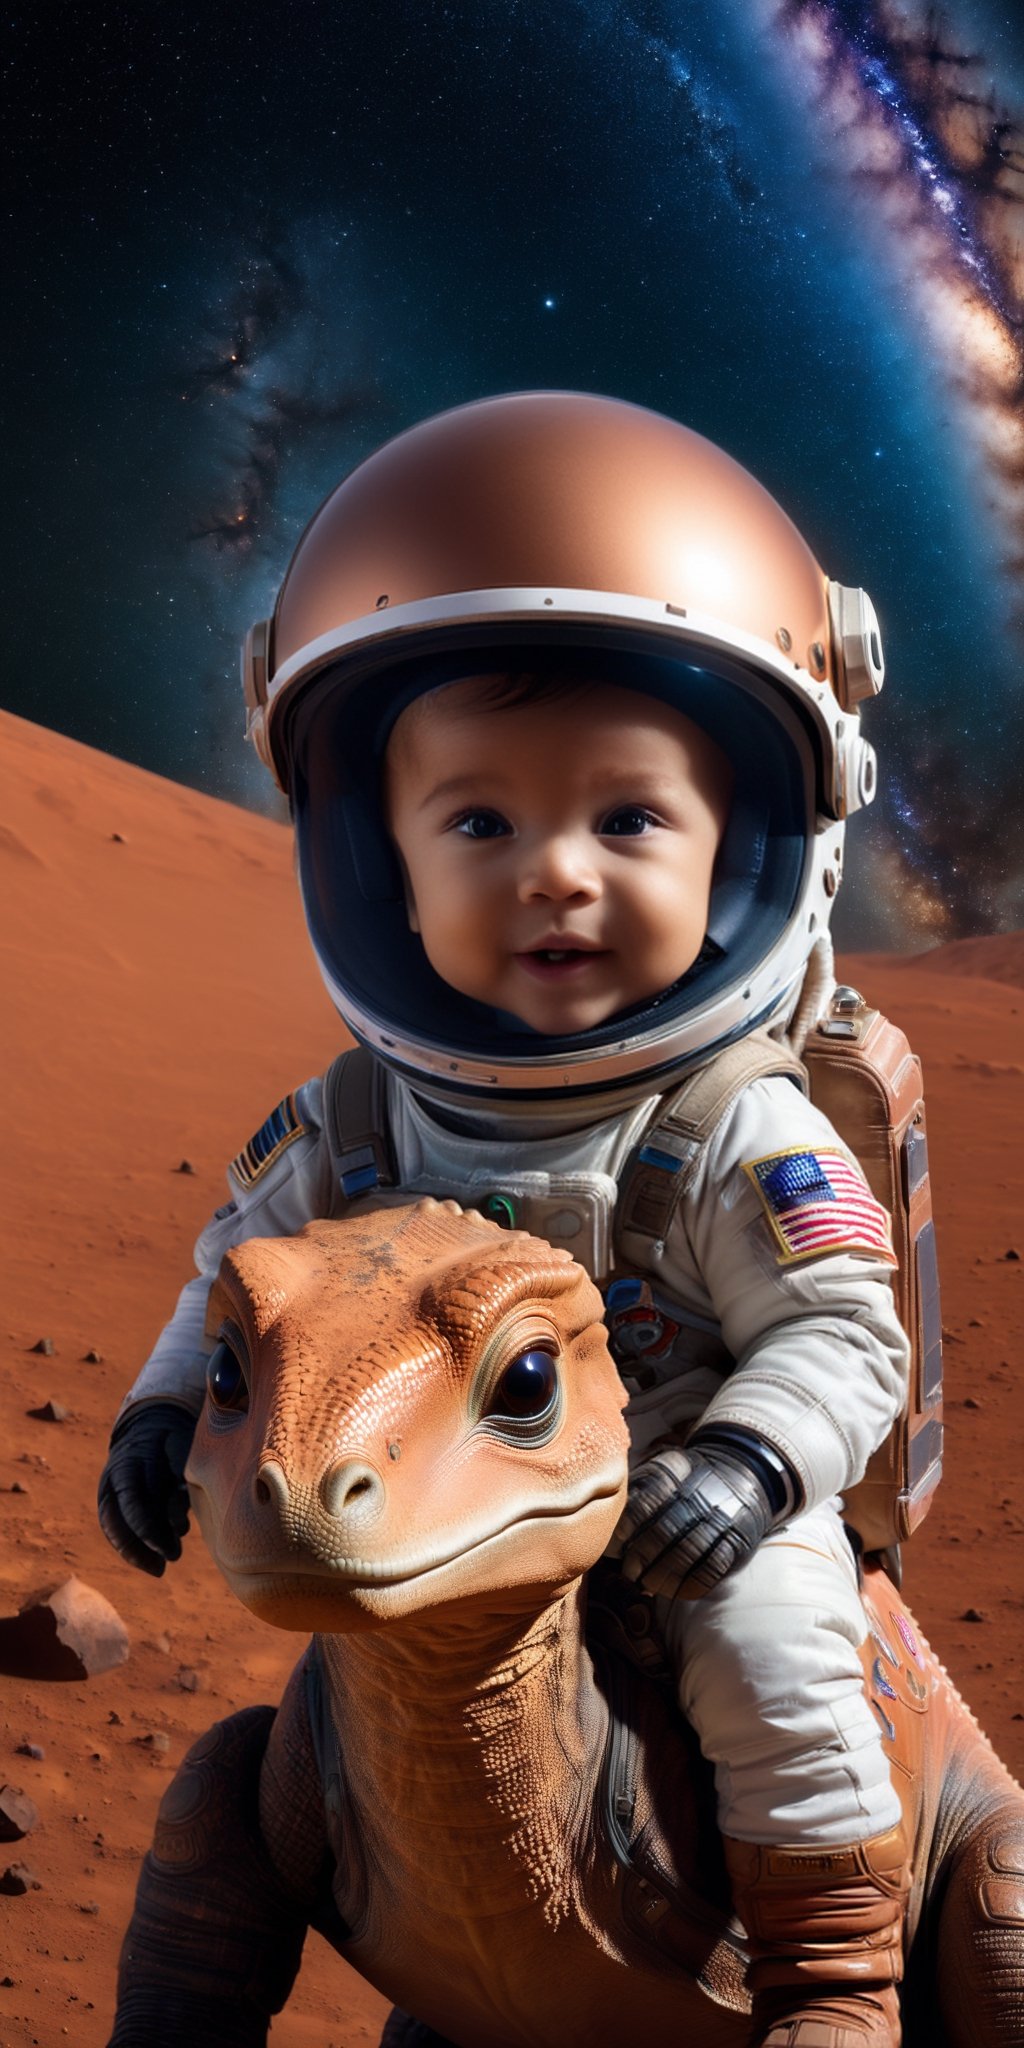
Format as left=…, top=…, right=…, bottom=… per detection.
left=515, top=945, right=609, bottom=980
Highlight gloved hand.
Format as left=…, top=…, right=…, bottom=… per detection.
left=97, top=1401, right=199, bottom=1576
left=607, top=1428, right=801, bottom=1601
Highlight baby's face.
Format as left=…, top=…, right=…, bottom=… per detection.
left=384, top=678, right=731, bottom=1037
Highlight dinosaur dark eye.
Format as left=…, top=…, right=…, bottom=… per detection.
left=489, top=1349, right=558, bottom=1419
left=206, top=1340, right=249, bottom=1414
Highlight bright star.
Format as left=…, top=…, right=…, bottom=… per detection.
left=543, top=296, right=555, bottom=309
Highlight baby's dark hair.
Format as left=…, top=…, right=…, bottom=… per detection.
left=384, top=668, right=590, bottom=778
left=463, top=669, right=591, bottom=712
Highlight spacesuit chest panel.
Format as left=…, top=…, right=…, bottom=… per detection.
left=382, top=1078, right=735, bottom=1435
left=388, top=1076, right=645, bottom=1281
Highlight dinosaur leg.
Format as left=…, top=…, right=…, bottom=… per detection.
left=107, top=1707, right=308, bottom=2048
left=934, top=1801, right=1024, bottom=2048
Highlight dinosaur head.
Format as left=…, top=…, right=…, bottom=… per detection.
left=185, top=1199, right=629, bottom=1632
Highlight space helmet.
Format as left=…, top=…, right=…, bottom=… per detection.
left=242, top=391, right=883, bottom=1112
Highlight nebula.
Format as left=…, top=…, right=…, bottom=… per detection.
left=182, top=235, right=378, bottom=561
left=848, top=728, right=1024, bottom=945
left=615, top=10, right=763, bottom=215
left=766, top=0, right=1024, bottom=621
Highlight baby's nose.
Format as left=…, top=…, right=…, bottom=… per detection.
left=518, top=835, right=601, bottom=901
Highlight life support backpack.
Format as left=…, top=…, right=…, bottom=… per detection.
left=322, top=985, right=943, bottom=1560
left=803, top=988, right=942, bottom=1551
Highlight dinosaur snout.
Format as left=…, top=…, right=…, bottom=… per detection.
left=318, top=1459, right=386, bottom=1521
left=252, top=1454, right=387, bottom=1535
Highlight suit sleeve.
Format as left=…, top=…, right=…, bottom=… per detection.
left=114, top=1078, right=334, bottom=1422
left=678, top=1075, right=909, bottom=1513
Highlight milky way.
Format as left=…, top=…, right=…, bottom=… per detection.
left=769, top=0, right=1024, bottom=610
left=183, top=236, right=379, bottom=561
left=732, top=0, right=1024, bottom=942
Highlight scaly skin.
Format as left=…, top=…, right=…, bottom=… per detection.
left=109, top=1201, right=1024, bottom=2048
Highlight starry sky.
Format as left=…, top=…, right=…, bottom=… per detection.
left=4, top=0, right=1023, bottom=949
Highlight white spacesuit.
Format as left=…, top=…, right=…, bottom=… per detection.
left=101, top=393, right=915, bottom=2046
left=125, top=1048, right=907, bottom=1846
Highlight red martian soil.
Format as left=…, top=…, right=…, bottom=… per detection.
left=1, top=706, right=1022, bottom=2046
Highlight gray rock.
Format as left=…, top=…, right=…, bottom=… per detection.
left=133, top=1730, right=171, bottom=1754
left=0, top=1576, right=130, bottom=1681
left=0, top=1786, right=39, bottom=1842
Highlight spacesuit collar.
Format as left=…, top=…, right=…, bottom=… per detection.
left=404, top=1069, right=678, bottom=1141
left=397, top=973, right=806, bottom=1139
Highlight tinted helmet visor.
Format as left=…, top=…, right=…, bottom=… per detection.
left=289, top=631, right=812, bottom=1089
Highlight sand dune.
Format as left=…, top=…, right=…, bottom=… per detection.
left=1, top=708, right=1020, bottom=2046
left=855, top=932, right=1024, bottom=991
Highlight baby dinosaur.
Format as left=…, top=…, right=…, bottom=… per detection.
left=108, top=1200, right=1024, bottom=2048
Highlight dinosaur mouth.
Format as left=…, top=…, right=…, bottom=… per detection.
left=218, top=1477, right=624, bottom=1592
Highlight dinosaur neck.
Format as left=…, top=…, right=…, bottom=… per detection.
left=319, top=1578, right=608, bottom=1923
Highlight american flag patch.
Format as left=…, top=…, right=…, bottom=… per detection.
left=743, top=1147, right=896, bottom=1267
left=229, top=1093, right=308, bottom=1189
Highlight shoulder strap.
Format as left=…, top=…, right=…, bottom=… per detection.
left=617, top=1028, right=806, bottom=1252
left=321, top=1046, right=397, bottom=1200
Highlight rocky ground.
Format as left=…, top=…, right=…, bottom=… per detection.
left=1, top=708, right=1021, bottom=2046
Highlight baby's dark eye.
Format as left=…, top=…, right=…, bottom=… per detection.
left=454, top=810, right=510, bottom=840
left=488, top=1348, right=558, bottom=1419
left=207, top=1340, right=249, bottom=1414
left=601, top=805, right=655, bottom=837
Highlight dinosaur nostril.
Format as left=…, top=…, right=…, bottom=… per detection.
left=319, top=1459, right=385, bottom=1520
left=254, top=1459, right=290, bottom=1514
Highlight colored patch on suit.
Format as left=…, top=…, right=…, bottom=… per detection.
left=229, top=1094, right=309, bottom=1189
left=891, top=1611, right=926, bottom=1671
left=743, top=1146, right=896, bottom=1267
left=872, top=1657, right=898, bottom=1702
left=605, top=1277, right=682, bottom=1366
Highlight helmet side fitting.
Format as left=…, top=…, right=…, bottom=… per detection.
left=239, top=393, right=885, bottom=1110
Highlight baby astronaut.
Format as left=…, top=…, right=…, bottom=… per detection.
left=99, top=392, right=912, bottom=2047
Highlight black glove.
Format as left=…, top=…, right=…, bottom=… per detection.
left=608, top=1427, right=801, bottom=1601
left=97, top=1401, right=199, bottom=1576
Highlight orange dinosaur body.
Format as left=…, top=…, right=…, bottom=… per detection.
left=109, top=1203, right=1024, bottom=2047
